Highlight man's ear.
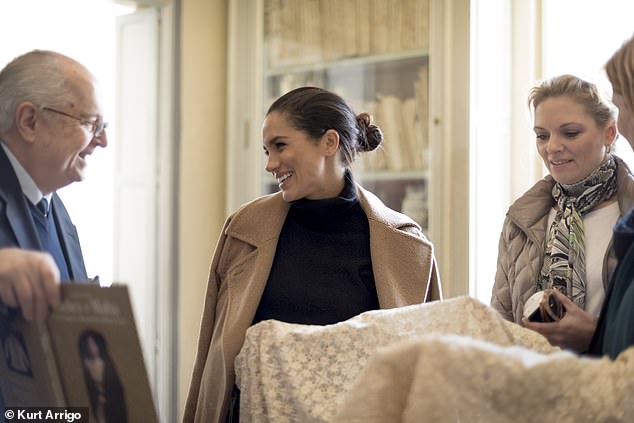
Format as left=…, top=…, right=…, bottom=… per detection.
left=14, top=102, right=39, bottom=143
left=322, top=129, right=340, bottom=156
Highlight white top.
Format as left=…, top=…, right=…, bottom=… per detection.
left=547, top=201, right=620, bottom=317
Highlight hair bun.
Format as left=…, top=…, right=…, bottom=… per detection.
left=356, top=112, right=383, bottom=152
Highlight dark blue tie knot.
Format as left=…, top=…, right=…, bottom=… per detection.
left=37, top=198, right=49, bottom=216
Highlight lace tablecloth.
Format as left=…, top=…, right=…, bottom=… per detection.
left=234, top=296, right=559, bottom=422
left=334, top=335, right=634, bottom=423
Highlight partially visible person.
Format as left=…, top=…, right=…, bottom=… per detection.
left=607, top=34, right=634, bottom=148
left=491, top=74, right=634, bottom=353
left=0, top=49, right=108, bottom=317
left=184, top=86, right=442, bottom=422
left=589, top=33, right=634, bottom=359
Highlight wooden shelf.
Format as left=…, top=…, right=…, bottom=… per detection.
left=357, top=169, right=429, bottom=181
left=264, top=49, right=429, bottom=77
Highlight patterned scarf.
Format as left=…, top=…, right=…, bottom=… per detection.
left=537, top=156, right=617, bottom=309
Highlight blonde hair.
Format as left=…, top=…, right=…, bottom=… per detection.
left=606, top=33, right=634, bottom=115
left=528, top=74, right=616, bottom=129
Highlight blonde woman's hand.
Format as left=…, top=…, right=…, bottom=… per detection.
left=0, top=248, right=61, bottom=320
left=521, top=289, right=597, bottom=353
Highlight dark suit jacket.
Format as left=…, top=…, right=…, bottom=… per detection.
left=0, top=146, right=89, bottom=410
left=0, top=146, right=87, bottom=280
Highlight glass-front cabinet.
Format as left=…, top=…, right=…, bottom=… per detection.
left=262, top=0, right=432, bottom=231
left=226, top=0, right=468, bottom=294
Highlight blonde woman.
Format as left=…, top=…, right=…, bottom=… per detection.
left=491, top=74, right=634, bottom=353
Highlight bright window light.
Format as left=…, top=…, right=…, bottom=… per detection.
left=542, top=0, right=634, bottom=167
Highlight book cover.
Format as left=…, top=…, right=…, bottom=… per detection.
left=0, top=313, right=65, bottom=407
left=0, top=284, right=158, bottom=423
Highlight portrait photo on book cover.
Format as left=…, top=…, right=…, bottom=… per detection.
left=78, top=329, right=128, bottom=423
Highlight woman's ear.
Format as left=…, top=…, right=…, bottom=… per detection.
left=14, top=102, right=39, bottom=143
left=322, top=129, right=340, bottom=156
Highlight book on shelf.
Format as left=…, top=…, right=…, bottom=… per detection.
left=400, top=0, right=417, bottom=51
left=376, top=93, right=406, bottom=171
left=388, top=0, right=403, bottom=53
left=264, top=0, right=282, bottom=67
left=370, top=0, right=390, bottom=55
left=302, top=0, right=322, bottom=63
left=414, top=0, right=431, bottom=50
left=0, top=284, right=158, bottom=423
left=402, top=98, right=423, bottom=170
left=356, top=0, right=371, bottom=55
left=415, top=64, right=430, bottom=158
left=264, top=0, right=430, bottom=68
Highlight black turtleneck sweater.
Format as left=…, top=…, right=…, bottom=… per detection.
left=252, top=177, right=378, bottom=326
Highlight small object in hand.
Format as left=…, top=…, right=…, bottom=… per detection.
left=523, top=288, right=566, bottom=322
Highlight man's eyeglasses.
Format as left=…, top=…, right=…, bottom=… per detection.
left=42, top=106, right=108, bottom=137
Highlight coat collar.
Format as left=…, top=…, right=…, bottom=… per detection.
left=0, top=146, right=41, bottom=250
left=224, top=183, right=420, bottom=248
left=615, top=157, right=634, bottom=213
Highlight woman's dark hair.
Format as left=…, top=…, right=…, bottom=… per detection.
left=266, top=86, right=383, bottom=167
left=78, top=330, right=128, bottom=423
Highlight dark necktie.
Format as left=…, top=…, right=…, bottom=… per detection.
left=29, top=197, right=70, bottom=281
left=37, top=197, right=48, bottom=216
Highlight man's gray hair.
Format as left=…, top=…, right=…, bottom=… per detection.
left=0, top=50, right=76, bottom=133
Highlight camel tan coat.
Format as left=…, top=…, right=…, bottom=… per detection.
left=183, top=185, right=442, bottom=423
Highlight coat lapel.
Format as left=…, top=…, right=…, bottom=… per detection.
left=358, top=186, right=435, bottom=307
left=0, top=146, right=87, bottom=280
left=51, top=194, right=87, bottom=281
left=223, top=193, right=289, bottom=318
left=0, top=147, right=41, bottom=250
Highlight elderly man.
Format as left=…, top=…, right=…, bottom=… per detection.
left=0, top=50, right=107, bottom=319
left=0, top=49, right=108, bottom=411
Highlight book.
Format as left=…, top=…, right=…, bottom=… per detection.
left=376, top=94, right=406, bottom=171
left=0, top=284, right=158, bottom=423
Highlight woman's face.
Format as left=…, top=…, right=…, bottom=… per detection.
left=613, top=93, right=634, bottom=149
left=262, top=111, right=340, bottom=202
left=534, top=96, right=615, bottom=184
left=86, top=336, right=99, bottom=358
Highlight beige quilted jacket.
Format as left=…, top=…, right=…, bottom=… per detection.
left=491, top=156, right=634, bottom=323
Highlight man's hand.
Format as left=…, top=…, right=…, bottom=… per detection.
left=522, top=289, right=597, bottom=353
left=0, top=248, right=61, bottom=320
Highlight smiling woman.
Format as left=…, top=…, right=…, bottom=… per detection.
left=185, top=86, right=443, bottom=422
left=491, top=74, right=634, bottom=354
left=0, top=0, right=134, bottom=284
